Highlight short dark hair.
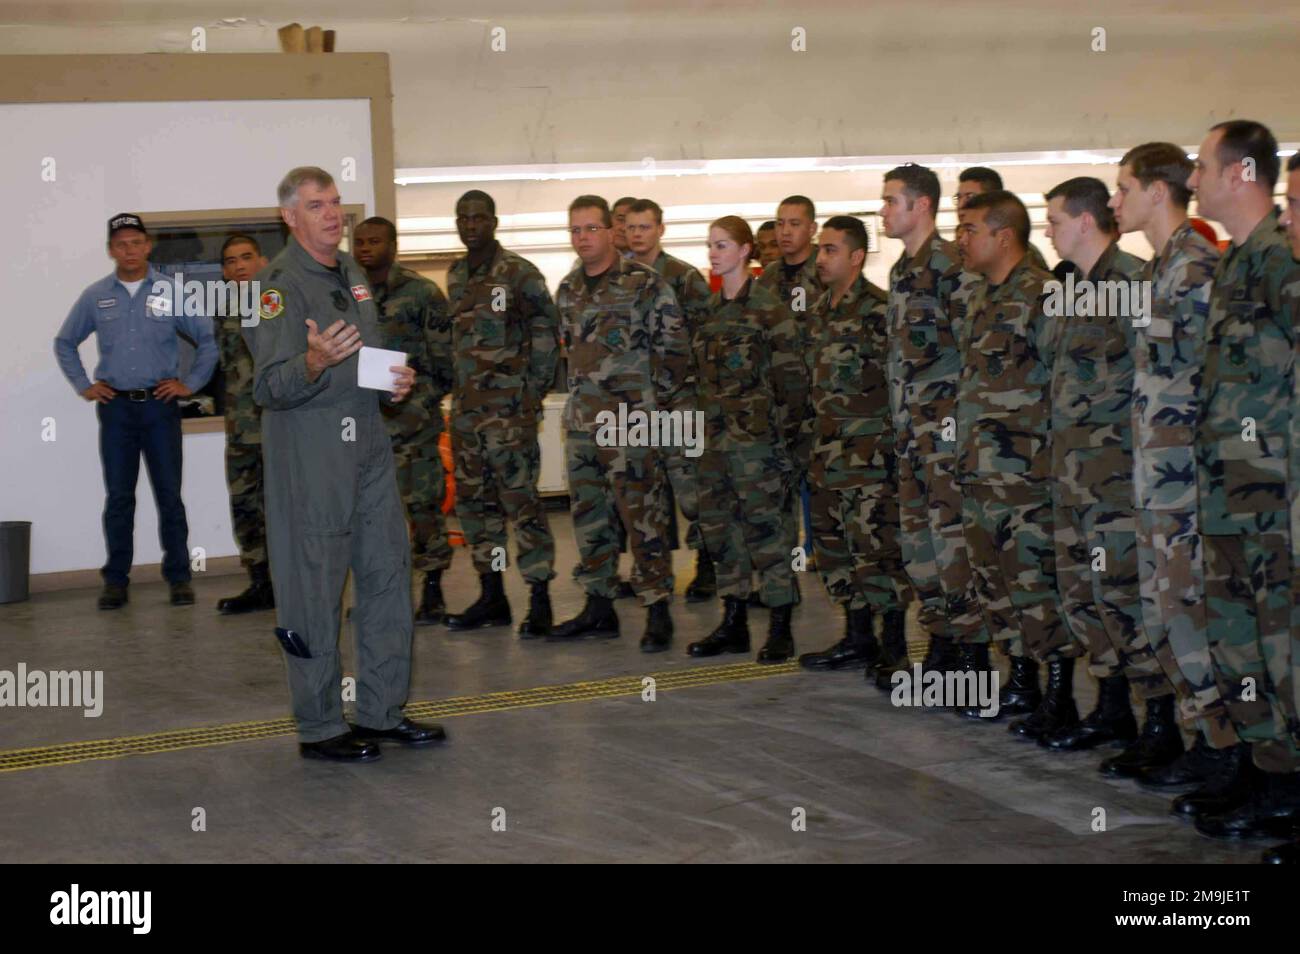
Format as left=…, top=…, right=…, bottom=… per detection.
left=757, top=220, right=776, bottom=233
left=778, top=195, right=816, bottom=220
left=456, top=189, right=496, bottom=216
left=964, top=190, right=1030, bottom=248
left=627, top=198, right=663, bottom=224
left=1044, top=177, right=1116, bottom=233
left=357, top=216, right=397, bottom=242
left=1288, top=152, right=1300, bottom=173
left=570, top=194, right=612, bottom=227
left=884, top=163, right=941, bottom=215
left=1210, top=119, right=1280, bottom=190
left=220, top=233, right=261, bottom=258
left=1119, top=142, right=1194, bottom=208
left=612, top=196, right=638, bottom=211
left=959, top=167, right=1003, bottom=192
left=822, top=215, right=869, bottom=254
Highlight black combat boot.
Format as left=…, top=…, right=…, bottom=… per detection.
left=1041, top=673, right=1136, bottom=751
left=1098, top=694, right=1185, bottom=778
left=1172, top=743, right=1254, bottom=819
left=688, top=596, right=751, bottom=657
left=445, top=572, right=511, bottom=630
left=1137, top=732, right=1226, bottom=791
left=1009, top=657, right=1079, bottom=741
left=799, top=606, right=878, bottom=671
left=684, top=550, right=716, bottom=603
left=1194, top=769, right=1300, bottom=840
left=640, top=600, right=674, bottom=653
left=1000, top=655, right=1041, bottom=715
left=517, top=580, right=553, bottom=639
left=872, top=607, right=909, bottom=691
left=954, top=643, right=997, bottom=719
left=921, top=634, right=956, bottom=676
left=413, top=570, right=446, bottom=626
left=216, top=564, right=274, bottom=615
left=757, top=603, right=795, bottom=663
left=548, top=594, right=619, bottom=641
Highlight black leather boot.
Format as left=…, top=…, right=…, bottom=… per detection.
left=1137, top=732, right=1225, bottom=791
left=954, top=643, right=997, bottom=719
left=1041, top=673, right=1136, bottom=751
left=1000, top=655, right=1041, bottom=715
left=872, top=608, right=909, bottom=691
left=684, top=549, right=716, bottom=603
left=446, top=572, right=512, bottom=630
left=1009, top=657, right=1079, bottom=741
left=548, top=594, right=619, bottom=641
left=640, top=600, right=674, bottom=652
left=799, top=606, right=878, bottom=671
left=517, top=581, right=553, bottom=639
left=1098, top=694, right=1185, bottom=778
left=921, top=634, right=956, bottom=676
left=216, top=564, right=274, bottom=615
left=688, top=596, right=750, bottom=657
left=1171, top=743, right=1253, bottom=819
left=757, top=603, right=795, bottom=663
left=1194, top=769, right=1300, bottom=840
left=413, top=570, right=446, bottom=626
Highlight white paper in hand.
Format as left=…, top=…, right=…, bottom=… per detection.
left=357, top=346, right=408, bottom=392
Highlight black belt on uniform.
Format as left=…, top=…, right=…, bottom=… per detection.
left=115, top=388, right=158, bottom=402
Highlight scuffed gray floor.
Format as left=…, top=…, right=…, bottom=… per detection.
left=0, top=514, right=1266, bottom=863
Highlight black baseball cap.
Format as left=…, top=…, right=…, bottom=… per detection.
left=107, top=213, right=148, bottom=239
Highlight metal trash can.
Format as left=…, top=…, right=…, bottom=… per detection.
left=0, top=521, right=32, bottom=604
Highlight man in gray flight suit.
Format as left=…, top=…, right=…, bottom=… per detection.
left=243, top=166, right=445, bottom=763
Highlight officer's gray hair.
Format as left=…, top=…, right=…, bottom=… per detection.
left=277, top=166, right=336, bottom=208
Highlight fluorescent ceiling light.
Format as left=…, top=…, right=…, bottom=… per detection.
left=396, top=146, right=1300, bottom=186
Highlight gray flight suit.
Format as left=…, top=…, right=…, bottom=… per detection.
left=242, top=236, right=413, bottom=743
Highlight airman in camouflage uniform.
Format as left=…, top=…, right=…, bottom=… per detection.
left=442, top=190, right=559, bottom=637
left=798, top=217, right=911, bottom=673
left=688, top=216, right=808, bottom=663
left=215, top=234, right=275, bottom=615
left=1108, top=142, right=1238, bottom=792
left=1037, top=178, right=1183, bottom=770
left=625, top=198, right=715, bottom=600
left=878, top=165, right=991, bottom=699
left=550, top=196, right=691, bottom=651
left=354, top=218, right=454, bottom=627
left=955, top=191, right=1077, bottom=738
left=757, top=197, right=825, bottom=584
left=1184, top=122, right=1300, bottom=842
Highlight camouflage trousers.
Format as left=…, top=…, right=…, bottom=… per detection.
left=1054, top=502, right=1176, bottom=701
left=452, top=421, right=555, bottom=584
left=224, top=440, right=267, bottom=572
left=661, top=451, right=702, bottom=551
left=565, top=429, right=673, bottom=605
left=898, top=451, right=988, bottom=643
left=810, top=475, right=907, bottom=612
left=1137, top=509, right=1239, bottom=748
left=960, top=483, right=1071, bottom=662
left=1204, top=530, right=1300, bottom=773
left=390, top=434, right=452, bottom=574
left=697, top=442, right=798, bottom=607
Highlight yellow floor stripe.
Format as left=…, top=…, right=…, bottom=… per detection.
left=0, top=660, right=800, bottom=775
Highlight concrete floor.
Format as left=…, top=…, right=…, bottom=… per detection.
left=0, top=513, right=1268, bottom=863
